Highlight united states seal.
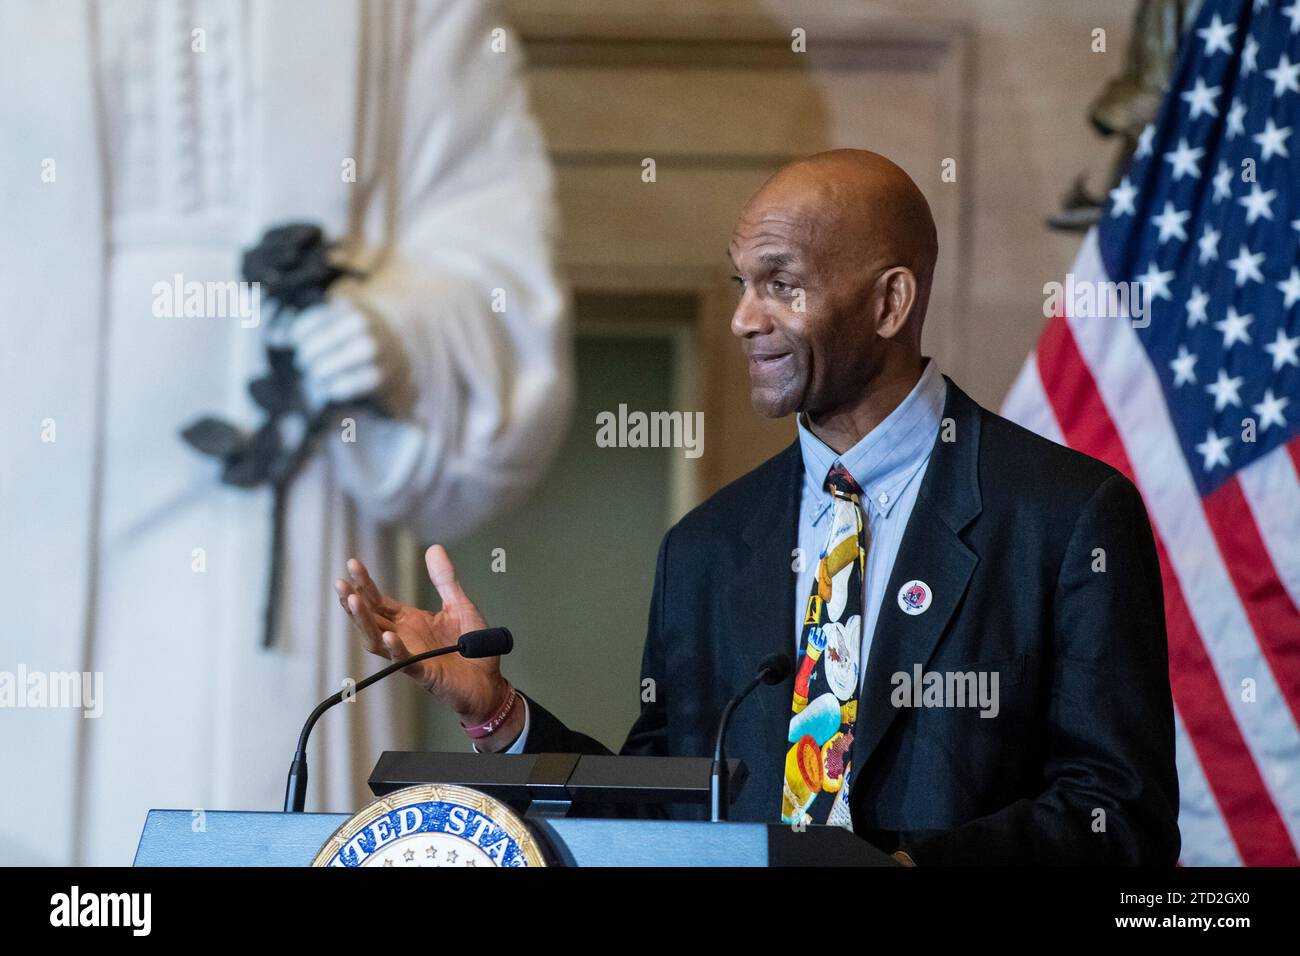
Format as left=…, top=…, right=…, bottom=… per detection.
left=312, top=784, right=547, bottom=867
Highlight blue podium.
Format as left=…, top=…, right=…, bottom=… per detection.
left=134, top=750, right=898, bottom=866
left=134, top=810, right=895, bottom=866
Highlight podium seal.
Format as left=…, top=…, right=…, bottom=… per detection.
left=312, top=783, right=547, bottom=867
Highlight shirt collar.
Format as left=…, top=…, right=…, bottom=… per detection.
left=797, top=359, right=947, bottom=519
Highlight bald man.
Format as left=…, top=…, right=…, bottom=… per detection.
left=338, top=150, right=1181, bottom=866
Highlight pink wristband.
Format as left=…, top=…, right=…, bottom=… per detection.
left=461, top=682, right=518, bottom=740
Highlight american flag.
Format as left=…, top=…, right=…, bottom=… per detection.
left=1003, top=0, right=1300, bottom=866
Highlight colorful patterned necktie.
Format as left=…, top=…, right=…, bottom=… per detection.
left=782, top=464, right=866, bottom=829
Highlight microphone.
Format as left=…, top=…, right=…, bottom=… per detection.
left=459, top=627, right=513, bottom=658
left=710, top=652, right=793, bottom=822
left=283, top=626, right=513, bottom=812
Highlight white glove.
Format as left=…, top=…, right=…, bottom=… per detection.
left=289, top=298, right=412, bottom=417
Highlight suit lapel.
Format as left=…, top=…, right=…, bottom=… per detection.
left=724, top=441, right=802, bottom=816
left=851, top=380, right=984, bottom=773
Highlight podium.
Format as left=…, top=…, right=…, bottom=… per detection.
left=134, top=752, right=898, bottom=867
left=134, top=811, right=894, bottom=866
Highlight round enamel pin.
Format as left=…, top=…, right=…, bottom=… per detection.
left=897, top=580, right=932, bottom=615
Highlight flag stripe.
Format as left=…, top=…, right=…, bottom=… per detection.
left=1237, top=443, right=1300, bottom=610
left=1002, top=354, right=1068, bottom=446
left=1174, top=707, right=1243, bottom=866
left=1036, top=310, right=1300, bottom=865
left=1202, top=477, right=1300, bottom=730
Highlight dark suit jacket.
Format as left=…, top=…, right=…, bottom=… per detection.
left=523, top=378, right=1181, bottom=865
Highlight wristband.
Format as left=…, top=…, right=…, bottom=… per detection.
left=461, top=682, right=518, bottom=740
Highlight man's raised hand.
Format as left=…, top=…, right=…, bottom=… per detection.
left=334, top=545, right=508, bottom=728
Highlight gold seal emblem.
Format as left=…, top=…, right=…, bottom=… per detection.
left=312, top=784, right=547, bottom=867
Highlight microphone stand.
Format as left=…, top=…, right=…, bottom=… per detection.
left=284, top=628, right=511, bottom=812
left=710, top=654, right=792, bottom=822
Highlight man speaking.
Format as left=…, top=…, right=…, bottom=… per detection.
left=336, top=149, right=1181, bottom=865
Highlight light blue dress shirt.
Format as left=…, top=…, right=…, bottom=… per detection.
left=495, top=360, right=946, bottom=753
left=793, top=359, right=947, bottom=691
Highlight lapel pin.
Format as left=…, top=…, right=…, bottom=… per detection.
left=898, top=580, right=932, bottom=615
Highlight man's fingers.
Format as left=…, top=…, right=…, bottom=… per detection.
left=425, top=544, right=471, bottom=609
left=337, top=580, right=372, bottom=630
left=346, top=594, right=382, bottom=644
left=350, top=591, right=398, bottom=632
left=382, top=629, right=416, bottom=664
left=346, top=558, right=388, bottom=610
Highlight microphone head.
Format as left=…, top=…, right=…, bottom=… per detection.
left=458, top=627, right=514, bottom=659
left=757, top=652, right=793, bottom=684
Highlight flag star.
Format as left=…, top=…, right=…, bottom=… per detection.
left=1206, top=369, right=1245, bottom=411
left=1265, top=52, right=1300, bottom=97
left=1284, top=1, right=1300, bottom=31
left=1279, top=267, right=1300, bottom=309
left=1109, top=176, right=1137, bottom=217
left=1226, top=98, right=1247, bottom=139
left=1170, top=345, right=1198, bottom=386
left=1186, top=285, right=1210, bottom=326
left=1214, top=306, right=1254, bottom=348
left=1243, top=35, right=1260, bottom=76
left=1136, top=124, right=1156, bottom=159
left=1180, top=77, right=1221, bottom=119
left=1197, top=226, right=1221, bottom=265
left=1212, top=161, right=1234, bottom=201
left=1255, top=0, right=1270, bottom=9
left=1253, top=117, right=1292, bottom=160
left=1194, top=428, right=1233, bottom=471
left=1152, top=200, right=1191, bottom=243
left=1238, top=183, right=1278, bottom=224
left=1252, top=389, right=1290, bottom=431
left=1137, top=260, right=1176, bottom=300
left=1163, top=138, right=1205, bottom=179
left=1227, top=244, right=1266, bottom=286
left=1264, top=327, right=1300, bottom=369
left=1198, top=13, right=1238, bottom=54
